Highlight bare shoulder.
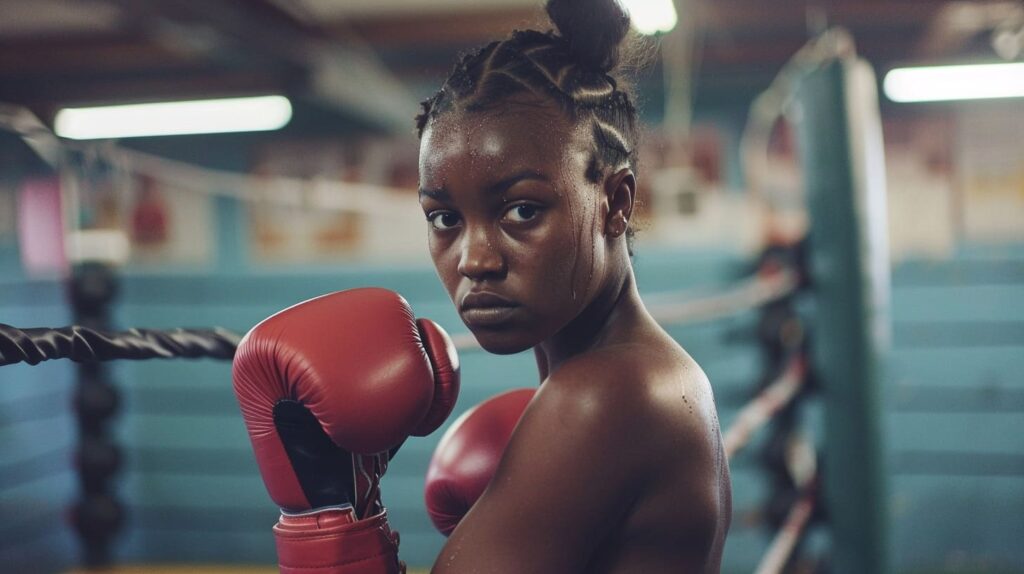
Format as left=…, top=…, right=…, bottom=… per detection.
left=434, top=338, right=726, bottom=573
left=434, top=340, right=717, bottom=572
left=536, top=336, right=720, bottom=459
left=540, top=335, right=717, bottom=417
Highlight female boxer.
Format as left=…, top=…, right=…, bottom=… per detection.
left=416, top=0, right=731, bottom=572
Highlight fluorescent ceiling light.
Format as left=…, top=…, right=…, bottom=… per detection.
left=620, top=0, right=678, bottom=35
left=883, top=63, right=1024, bottom=103
left=55, top=95, right=293, bottom=140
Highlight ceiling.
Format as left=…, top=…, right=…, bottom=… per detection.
left=0, top=0, right=1019, bottom=133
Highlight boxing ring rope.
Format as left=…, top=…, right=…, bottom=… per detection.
left=721, top=350, right=819, bottom=573
left=723, top=355, right=806, bottom=459
left=0, top=267, right=800, bottom=365
left=723, top=380, right=821, bottom=574
left=754, top=486, right=818, bottom=574
left=0, top=103, right=420, bottom=221
left=0, top=324, right=240, bottom=366
left=645, top=268, right=798, bottom=326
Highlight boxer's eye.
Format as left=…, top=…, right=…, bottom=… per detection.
left=503, top=203, right=541, bottom=224
left=427, top=211, right=461, bottom=230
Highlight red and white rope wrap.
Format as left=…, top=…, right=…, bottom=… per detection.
left=723, top=356, right=807, bottom=459
left=753, top=488, right=817, bottom=574
left=646, top=268, right=798, bottom=326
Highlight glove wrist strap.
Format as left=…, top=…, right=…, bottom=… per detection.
left=274, top=508, right=402, bottom=574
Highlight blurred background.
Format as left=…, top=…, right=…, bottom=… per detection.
left=0, top=0, right=1021, bottom=572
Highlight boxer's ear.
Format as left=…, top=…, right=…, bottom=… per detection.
left=603, top=168, right=635, bottom=238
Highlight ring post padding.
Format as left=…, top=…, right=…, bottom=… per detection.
left=69, top=261, right=124, bottom=567
left=793, top=57, right=891, bottom=573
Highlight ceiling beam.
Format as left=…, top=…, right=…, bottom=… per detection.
left=343, top=7, right=541, bottom=48
left=0, top=35, right=200, bottom=75
left=700, top=0, right=947, bottom=36
left=916, top=1, right=1024, bottom=57
left=0, top=68, right=294, bottom=112
left=106, top=0, right=419, bottom=133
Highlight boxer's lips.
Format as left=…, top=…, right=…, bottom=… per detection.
left=461, top=305, right=520, bottom=327
left=460, top=292, right=519, bottom=327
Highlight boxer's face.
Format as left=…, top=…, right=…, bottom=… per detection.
left=418, top=101, right=608, bottom=354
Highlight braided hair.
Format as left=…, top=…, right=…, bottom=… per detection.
left=415, top=0, right=643, bottom=192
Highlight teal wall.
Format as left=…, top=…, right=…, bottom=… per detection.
left=885, top=253, right=1024, bottom=572
left=0, top=280, right=77, bottom=573
left=0, top=133, right=77, bottom=572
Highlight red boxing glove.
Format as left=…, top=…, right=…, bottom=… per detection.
left=424, top=387, right=535, bottom=536
left=233, top=288, right=460, bottom=574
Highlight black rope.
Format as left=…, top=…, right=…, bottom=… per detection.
left=0, top=324, right=242, bottom=366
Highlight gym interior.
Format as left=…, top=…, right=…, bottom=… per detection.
left=0, top=1, right=1021, bottom=572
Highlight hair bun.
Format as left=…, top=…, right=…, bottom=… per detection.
left=546, top=0, right=630, bottom=73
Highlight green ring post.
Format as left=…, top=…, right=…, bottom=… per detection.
left=793, top=55, right=892, bottom=574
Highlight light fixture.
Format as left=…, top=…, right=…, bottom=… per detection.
left=620, top=0, right=678, bottom=35
left=883, top=62, right=1024, bottom=103
left=54, top=95, right=293, bottom=140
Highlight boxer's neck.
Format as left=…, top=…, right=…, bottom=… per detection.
left=536, top=267, right=647, bottom=377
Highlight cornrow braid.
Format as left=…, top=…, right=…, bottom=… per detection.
left=414, top=28, right=641, bottom=185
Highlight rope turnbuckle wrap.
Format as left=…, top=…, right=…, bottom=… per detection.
left=0, top=324, right=242, bottom=366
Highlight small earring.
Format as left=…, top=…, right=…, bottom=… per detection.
left=609, top=214, right=628, bottom=237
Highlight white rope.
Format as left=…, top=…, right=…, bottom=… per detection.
left=0, top=105, right=418, bottom=219
left=0, top=103, right=63, bottom=167
left=753, top=488, right=817, bottom=574
left=723, top=356, right=806, bottom=459
left=647, top=269, right=798, bottom=326
left=114, top=147, right=416, bottom=218
left=741, top=28, right=856, bottom=200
